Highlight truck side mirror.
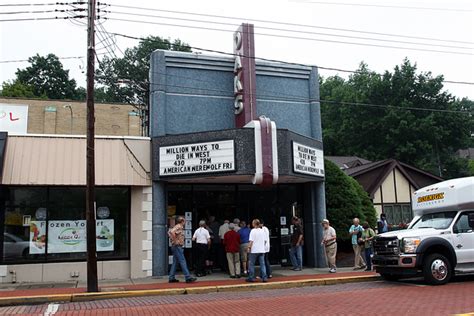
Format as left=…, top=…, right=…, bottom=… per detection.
left=468, top=213, right=474, bottom=229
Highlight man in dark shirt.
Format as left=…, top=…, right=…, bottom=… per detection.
left=238, top=221, right=251, bottom=276
left=290, top=216, right=304, bottom=271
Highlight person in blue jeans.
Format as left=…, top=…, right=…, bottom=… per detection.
left=246, top=219, right=267, bottom=282
left=289, top=216, right=304, bottom=271
left=168, top=216, right=197, bottom=283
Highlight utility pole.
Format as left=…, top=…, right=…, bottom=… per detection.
left=86, top=0, right=98, bottom=293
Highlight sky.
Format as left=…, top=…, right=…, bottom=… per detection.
left=1, top=0, right=473, bottom=99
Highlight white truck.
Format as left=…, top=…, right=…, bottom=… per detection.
left=373, top=176, right=474, bottom=285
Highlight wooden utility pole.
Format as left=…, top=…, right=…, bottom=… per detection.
left=86, top=0, right=98, bottom=293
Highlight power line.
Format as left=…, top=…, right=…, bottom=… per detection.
left=0, top=2, right=59, bottom=6
left=103, top=10, right=473, bottom=51
left=103, top=17, right=474, bottom=56
left=124, top=79, right=474, bottom=115
left=0, top=15, right=85, bottom=22
left=102, top=3, right=474, bottom=45
left=0, top=56, right=84, bottom=63
left=99, top=30, right=474, bottom=86
left=291, top=1, right=473, bottom=13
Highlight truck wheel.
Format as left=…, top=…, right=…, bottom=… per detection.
left=380, top=273, right=401, bottom=281
left=423, top=253, right=452, bottom=285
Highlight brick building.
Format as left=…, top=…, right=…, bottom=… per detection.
left=0, top=97, right=142, bottom=136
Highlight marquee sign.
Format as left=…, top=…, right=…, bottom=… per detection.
left=292, top=142, right=324, bottom=177
left=159, top=140, right=235, bottom=176
left=233, top=24, right=257, bottom=128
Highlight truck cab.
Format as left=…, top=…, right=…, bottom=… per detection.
left=373, top=177, right=474, bottom=285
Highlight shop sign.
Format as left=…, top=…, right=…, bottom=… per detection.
left=0, top=103, right=28, bottom=134
left=46, top=220, right=114, bottom=253
left=292, top=142, right=324, bottom=177
left=159, top=140, right=235, bottom=176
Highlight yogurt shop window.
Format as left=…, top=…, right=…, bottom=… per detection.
left=0, top=187, right=130, bottom=263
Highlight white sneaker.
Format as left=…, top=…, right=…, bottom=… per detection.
left=330, top=268, right=337, bottom=273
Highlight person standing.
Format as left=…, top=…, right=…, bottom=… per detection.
left=289, top=216, right=304, bottom=271
left=218, top=219, right=230, bottom=272
left=321, top=219, right=337, bottom=273
left=238, top=221, right=251, bottom=277
left=233, top=218, right=241, bottom=232
left=349, top=217, right=366, bottom=270
left=223, top=223, right=241, bottom=278
left=192, top=220, right=211, bottom=277
left=246, top=219, right=267, bottom=282
left=377, top=213, right=389, bottom=234
left=361, top=222, right=376, bottom=271
left=261, top=220, right=272, bottom=278
left=168, top=216, right=197, bottom=283
left=208, top=216, right=220, bottom=272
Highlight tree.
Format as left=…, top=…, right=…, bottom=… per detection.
left=349, top=177, right=377, bottom=228
left=1, top=80, right=39, bottom=99
left=325, top=159, right=368, bottom=242
left=96, top=36, right=191, bottom=105
left=320, top=59, right=473, bottom=179
left=7, top=54, right=83, bottom=100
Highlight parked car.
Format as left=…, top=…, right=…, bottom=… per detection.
left=3, top=232, right=30, bottom=259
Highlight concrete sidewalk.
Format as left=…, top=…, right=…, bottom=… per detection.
left=0, top=267, right=379, bottom=306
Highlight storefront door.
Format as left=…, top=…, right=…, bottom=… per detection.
left=167, top=184, right=304, bottom=268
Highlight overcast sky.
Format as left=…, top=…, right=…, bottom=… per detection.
left=1, top=0, right=473, bottom=99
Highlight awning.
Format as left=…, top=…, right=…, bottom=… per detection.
left=1, top=135, right=151, bottom=186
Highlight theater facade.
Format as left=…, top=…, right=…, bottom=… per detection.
left=151, top=24, right=328, bottom=275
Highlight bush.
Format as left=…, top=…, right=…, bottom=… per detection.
left=324, top=159, right=364, bottom=242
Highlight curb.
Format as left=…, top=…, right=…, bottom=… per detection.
left=0, top=274, right=380, bottom=307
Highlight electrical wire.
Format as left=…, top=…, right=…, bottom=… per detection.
left=291, top=1, right=473, bottom=13
left=103, top=10, right=473, bottom=51
left=0, top=56, right=84, bottom=63
left=103, top=17, right=474, bottom=56
left=103, top=3, right=474, bottom=45
left=97, top=30, right=474, bottom=86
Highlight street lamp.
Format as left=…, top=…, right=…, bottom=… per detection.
left=63, top=104, right=73, bottom=134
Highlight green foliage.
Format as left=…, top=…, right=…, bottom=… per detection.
left=11, top=54, right=83, bottom=100
left=1, top=80, right=39, bottom=99
left=469, top=160, right=474, bottom=176
left=349, top=177, right=377, bottom=228
left=324, top=159, right=366, bottom=242
left=96, top=35, right=191, bottom=105
left=320, top=59, right=473, bottom=179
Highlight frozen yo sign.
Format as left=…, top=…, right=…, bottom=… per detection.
left=233, top=24, right=257, bottom=128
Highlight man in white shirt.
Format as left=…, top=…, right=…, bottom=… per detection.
left=246, top=219, right=268, bottom=282
left=192, top=220, right=211, bottom=277
left=218, top=220, right=230, bottom=272
left=261, top=221, right=272, bottom=278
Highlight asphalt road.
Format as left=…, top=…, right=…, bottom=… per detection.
left=1, top=277, right=474, bottom=315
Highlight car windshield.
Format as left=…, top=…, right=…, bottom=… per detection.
left=410, top=212, right=457, bottom=230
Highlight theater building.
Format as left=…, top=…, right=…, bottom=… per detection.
left=150, top=24, right=327, bottom=275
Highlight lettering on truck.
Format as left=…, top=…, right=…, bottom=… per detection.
left=417, top=193, right=445, bottom=203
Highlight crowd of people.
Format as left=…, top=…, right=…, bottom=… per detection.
left=168, top=215, right=306, bottom=283
left=167, top=213, right=389, bottom=283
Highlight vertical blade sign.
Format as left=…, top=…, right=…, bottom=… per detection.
left=233, top=24, right=257, bottom=128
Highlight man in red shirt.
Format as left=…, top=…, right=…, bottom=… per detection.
left=223, top=223, right=241, bottom=278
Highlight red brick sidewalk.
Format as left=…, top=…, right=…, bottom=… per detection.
left=0, top=271, right=376, bottom=298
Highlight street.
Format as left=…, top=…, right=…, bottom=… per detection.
left=1, top=277, right=474, bottom=316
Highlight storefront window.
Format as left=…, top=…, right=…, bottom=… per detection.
left=0, top=187, right=130, bottom=264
